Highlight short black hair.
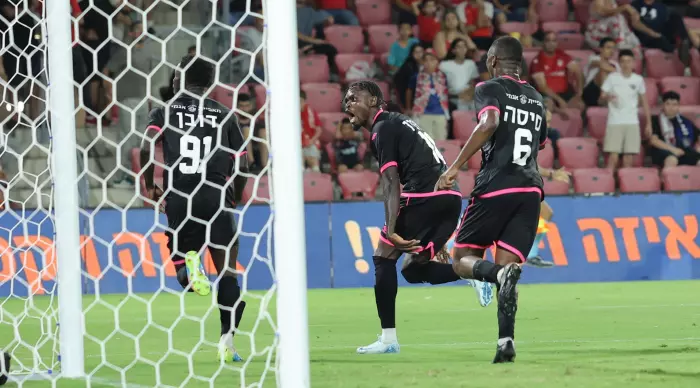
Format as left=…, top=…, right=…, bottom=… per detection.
left=599, top=37, right=615, bottom=48
left=347, top=80, right=385, bottom=108
left=300, top=90, right=307, bottom=99
left=238, top=93, right=252, bottom=103
left=489, top=36, right=523, bottom=66
left=341, top=117, right=351, bottom=125
left=187, top=45, right=196, bottom=53
left=618, top=49, right=635, bottom=59
left=662, top=91, right=681, bottom=102
left=178, top=55, right=214, bottom=88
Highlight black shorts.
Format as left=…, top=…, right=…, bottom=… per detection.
left=380, top=192, right=462, bottom=259
left=649, top=146, right=700, bottom=167
left=165, top=193, right=239, bottom=287
left=455, top=188, right=542, bottom=263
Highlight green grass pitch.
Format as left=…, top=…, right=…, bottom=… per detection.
left=2, top=280, right=699, bottom=387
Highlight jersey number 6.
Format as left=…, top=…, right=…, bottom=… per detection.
left=512, top=127, right=532, bottom=166
left=180, top=135, right=213, bottom=174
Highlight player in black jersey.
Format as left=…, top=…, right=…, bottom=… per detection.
left=343, top=81, right=463, bottom=355
left=140, top=55, right=248, bottom=363
left=436, top=36, right=547, bottom=363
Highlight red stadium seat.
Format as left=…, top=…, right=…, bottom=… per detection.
left=573, top=1, right=589, bottom=24
left=301, top=83, right=342, bottom=113
left=522, top=50, right=539, bottom=68
left=690, top=49, right=700, bottom=78
left=499, top=22, right=538, bottom=36
left=324, top=26, right=364, bottom=54
left=644, top=78, right=659, bottom=107
left=468, top=149, right=482, bottom=170
left=585, top=107, right=608, bottom=142
left=685, top=17, right=700, bottom=31
left=645, top=49, right=684, bottom=78
left=318, top=112, right=347, bottom=144
left=543, top=177, right=570, bottom=195
left=538, top=0, right=570, bottom=22
left=242, top=174, right=270, bottom=204
left=557, top=138, right=599, bottom=169
left=659, top=77, right=700, bottom=106
left=250, top=83, right=267, bottom=111
left=551, top=108, right=583, bottom=138
left=335, top=54, right=376, bottom=81
left=303, top=172, right=334, bottom=202
left=573, top=168, right=615, bottom=194
left=538, top=143, right=554, bottom=168
left=565, top=50, right=594, bottom=68
left=452, top=110, right=478, bottom=142
left=457, top=170, right=476, bottom=197
left=662, top=166, right=700, bottom=192
left=299, top=55, right=330, bottom=83
left=354, top=0, right=391, bottom=26
left=557, top=34, right=584, bottom=50
left=542, top=21, right=581, bottom=35
left=436, top=140, right=461, bottom=166
left=368, top=25, right=399, bottom=55
left=617, top=167, right=661, bottom=193
left=378, top=52, right=391, bottom=72
left=338, top=170, right=380, bottom=200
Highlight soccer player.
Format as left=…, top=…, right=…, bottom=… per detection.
left=343, top=81, right=463, bottom=355
left=140, top=55, right=248, bottom=363
left=436, top=36, right=546, bottom=363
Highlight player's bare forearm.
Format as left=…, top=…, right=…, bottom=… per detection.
left=232, top=157, right=249, bottom=205
left=449, top=110, right=498, bottom=173
left=140, top=142, right=155, bottom=190
left=381, top=166, right=401, bottom=236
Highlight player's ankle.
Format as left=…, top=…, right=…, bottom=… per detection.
left=381, top=328, right=397, bottom=344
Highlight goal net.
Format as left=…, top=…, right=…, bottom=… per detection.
left=0, top=0, right=307, bottom=386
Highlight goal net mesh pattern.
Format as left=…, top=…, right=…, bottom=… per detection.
left=0, top=0, right=276, bottom=386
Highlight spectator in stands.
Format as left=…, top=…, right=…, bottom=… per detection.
left=649, top=91, right=700, bottom=168
left=240, top=9, right=265, bottom=80
left=107, top=21, right=160, bottom=187
left=395, top=0, right=419, bottom=25
left=493, top=0, right=538, bottom=26
left=394, top=43, right=424, bottom=108
left=543, top=97, right=562, bottom=150
left=300, top=90, right=322, bottom=173
left=630, top=0, right=700, bottom=52
left=414, top=0, right=443, bottom=47
left=582, top=37, right=620, bottom=107
left=439, top=38, right=479, bottom=111
left=409, top=48, right=449, bottom=141
left=334, top=118, right=364, bottom=173
left=531, top=32, right=585, bottom=111
left=459, top=0, right=494, bottom=51
left=317, top=0, right=359, bottom=26
left=237, top=93, right=268, bottom=172
left=297, top=0, right=338, bottom=75
left=585, top=0, right=642, bottom=57
left=432, top=9, right=477, bottom=59
left=389, top=23, right=420, bottom=74
left=599, top=49, right=651, bottom=170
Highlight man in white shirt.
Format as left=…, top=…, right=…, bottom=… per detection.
left=600, top=49, right=652, bottom=170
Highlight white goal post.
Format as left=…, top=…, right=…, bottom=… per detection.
left=0, top=0, right=310, bottom=386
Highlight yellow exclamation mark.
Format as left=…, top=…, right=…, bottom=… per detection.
left=345, top=221, right=370, bottom=274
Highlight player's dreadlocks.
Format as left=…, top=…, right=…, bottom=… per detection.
left=347, top=80, right=387, bottom=109
left=489, top=36, right=523, bottom=76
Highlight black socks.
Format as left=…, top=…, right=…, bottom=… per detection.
left=472, top=260, right=503, bottom=284
left=373, top=256, right=398, bottom=329
left=218, top=276, right=242, bottom=336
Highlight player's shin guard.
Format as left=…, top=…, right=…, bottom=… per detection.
left=401, top=261, right=460, bottom=285
left=217, top=276, right=241, bottom=335
left=472, top=260, right=503, bottom=284
left=373, top=256, right=398, bottom=329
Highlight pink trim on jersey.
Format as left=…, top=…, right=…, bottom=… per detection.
left=501, top=75, right=527, bottom=84
left=379, top=233, right=394, bottom=247
left=453, top=242, right=490, bottom=249
left=146, top=125, right=162, bottom=132
left=497, top=240, right=526, bottom=263
left=400, top=190, right=462, bottom=198
left=372, top=133, right=377, bottom=141
left=380, top=161, right=398, bottom=173
left=231, top=151, right=248, bottom=158
left=172, top=259, right=185, bottom=265
left=540, top=137, right=549, bottom=146
left=414, top=241, right=435, bottom=259
left=479, top=187, right=542, bottom=199
left=372, top=109, right=385, bottom=125
left=477, top=106, right=500, bottom=120
left=475, top=81, right=486, bottom=88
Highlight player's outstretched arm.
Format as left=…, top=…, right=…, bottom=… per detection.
left=232, top=156, right=249, bottom=206
left=382, top=166, right=420, bottom=251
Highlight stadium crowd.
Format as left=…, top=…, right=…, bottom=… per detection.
left=0, top=0, right=699, bottom=209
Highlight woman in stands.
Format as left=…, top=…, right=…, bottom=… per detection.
left=585, top=0, right=642, bottom=57
left=432, top=9, right=476, bottom=59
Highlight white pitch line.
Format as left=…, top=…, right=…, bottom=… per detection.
left=89, top=377, right=156, bottom=388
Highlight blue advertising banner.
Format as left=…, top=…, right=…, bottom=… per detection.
left=0, top=193, right=698, bottom=297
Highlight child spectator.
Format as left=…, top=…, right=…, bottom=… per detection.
left=414, top=0, right=442, bottom=47
left=300, top=90, right=322, bottom=172
left=394, top=44, right=424, bottom=109
left=334, top=118, right=364, bottom=172
left=237, top=93, right=268, bottom=172
left=599, top=49, right=651, bottom=170
left=388, top=23, right=420, bottom=74
left=649, top=91, right=700, bottom=168
left=410, top=48, right=449, bottom=141
left=582, top=37, right=619, bottom=107
left=439, top=38, right=479, bottom=111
